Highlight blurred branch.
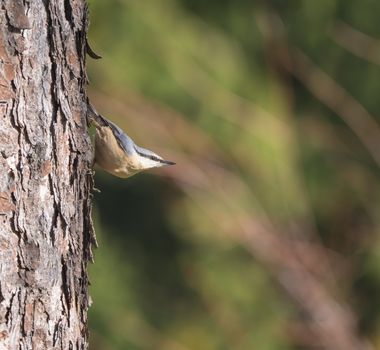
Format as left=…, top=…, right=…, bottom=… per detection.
left=179, top=170, right=370, bottom=350
left=166, top=155, right=368, bottom=349
left=253, top=11, right=377, bottom=348
left=329, top=20, right=380, bottom=65
left=238, top=218, right=371, bottom=350
left=285, top=49, right=380, bottom=168
left=256, top=11, right=380, bottom=168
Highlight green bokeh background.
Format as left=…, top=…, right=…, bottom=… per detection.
left=87, top=1, right=380, bottom=349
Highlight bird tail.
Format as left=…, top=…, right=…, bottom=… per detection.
left=87, top=102, right=110, bottom=128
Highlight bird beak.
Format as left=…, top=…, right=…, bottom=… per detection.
left=162, top=159, right=176, bottom=166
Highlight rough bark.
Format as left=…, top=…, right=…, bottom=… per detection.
left=0, top=0, right=95, bottom=348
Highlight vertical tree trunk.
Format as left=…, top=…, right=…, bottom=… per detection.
left=0, top=0, right=95, bottom=348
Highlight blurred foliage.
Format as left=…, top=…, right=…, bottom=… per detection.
left=87, top=0, right=380, bottom=349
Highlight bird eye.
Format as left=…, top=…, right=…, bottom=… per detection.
left=150, top=156, right=160, bottom=161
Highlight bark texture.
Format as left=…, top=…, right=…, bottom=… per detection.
left=0, top=0, right=95, bottom=348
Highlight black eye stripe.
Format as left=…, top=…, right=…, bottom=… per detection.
left=134, top=147, right=165, bottom=163
left=134, top=146, right=175, bottom=165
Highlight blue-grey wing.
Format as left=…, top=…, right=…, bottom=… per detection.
left=88, top=103, right=135, bottom=155
left=134, top=145, right=158, bottom=158
left=105, top=120, right=135, bottom=155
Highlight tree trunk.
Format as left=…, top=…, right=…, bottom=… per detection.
left=0, top=0, right=95, bottom=348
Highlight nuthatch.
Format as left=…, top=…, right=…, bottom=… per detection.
left=88, top=104, right=175, bottom=178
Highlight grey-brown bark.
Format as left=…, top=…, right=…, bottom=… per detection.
left=0, top=0, right=95, bottom=348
